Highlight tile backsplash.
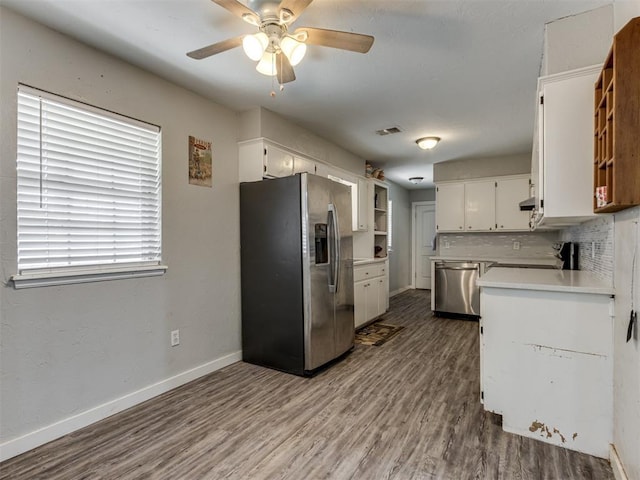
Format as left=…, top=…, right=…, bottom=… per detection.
left=561, top=216, right=614, bottom=282
left=437, top=232, right=559, bottom=259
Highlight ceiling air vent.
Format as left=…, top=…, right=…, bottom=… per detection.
left=375, top=126, right=402, bottom=136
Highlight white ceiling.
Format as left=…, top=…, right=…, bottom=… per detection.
left=1, top=0, right=609, bottom=188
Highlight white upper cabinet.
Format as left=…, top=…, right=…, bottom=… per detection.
left=436, top=175, right=531, bottom=233
left=239, top=138, right=310, bottom=182
left=465, top=180, right=496, bottom=232
left=356, top=178, right=368, bottom=231
left=495, top=176, right=531, bottom=231
left=533, top=65, right=600, bottom=227
left=435, top=183, right=465, bottom=232
left=238, top=138, right=369, bottom=232
left=293, top=155, right=316, bottom=175
left=264, top=144, right=294, bottom=178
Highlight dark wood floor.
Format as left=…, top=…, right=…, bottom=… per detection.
left=1, top=289, right=613, bottom=479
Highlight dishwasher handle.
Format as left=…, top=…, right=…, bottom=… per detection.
left=434, top=263, right=480, bottom=271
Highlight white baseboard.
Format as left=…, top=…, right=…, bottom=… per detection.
left=610, top=444, right=629, bottom=480
left=0, top=350, right=242, bottom=462
left=390, top=286, right=412, bottom=297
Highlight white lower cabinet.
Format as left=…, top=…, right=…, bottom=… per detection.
left=353, top=261, right=388, bottom=328
left=480, top=287, right=613, bottom=458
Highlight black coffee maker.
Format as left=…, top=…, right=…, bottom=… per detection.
left=554, top=242, right=579, bottom=270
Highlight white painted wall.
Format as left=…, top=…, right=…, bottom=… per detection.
left=611, top=15, right=640, bottom=477
left=0, top=7, right=242, bottom=459
left=543, top=4, right=613, bottom=76
left=433, top=153, right=530, bottom=183
left=239, top=107, right=364, bottom=176
left=409, top=189, right=436, bottom=203
left=613, top=207, right=640, bottom=480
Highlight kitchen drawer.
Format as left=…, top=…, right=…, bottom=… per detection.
left=353, top=263, right=386, bottom=282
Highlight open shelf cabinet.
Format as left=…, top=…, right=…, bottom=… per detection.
left=593, top=17, right=640, bottom=213
left=373, top=182, right=388, bottom=258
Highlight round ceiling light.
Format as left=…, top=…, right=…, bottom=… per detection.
left=409, top=177, right=424, bottom=184
left=416, top=136, right=440, bottom=150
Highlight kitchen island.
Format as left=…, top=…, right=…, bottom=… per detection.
left=477, top=267, right=614, bottom=459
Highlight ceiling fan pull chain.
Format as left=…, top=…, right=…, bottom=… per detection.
left=270, top=55, right=277, bottom=97
left=279, top=53, right=285, bottom=91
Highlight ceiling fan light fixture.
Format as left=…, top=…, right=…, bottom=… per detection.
left=281, top=36, right=306, bottom=66
left=409, top=177, right=424, bottom=184
left=416, top=136, right=440, bottom=150
left=256, top=51, right=277, bottom=76
left=243, top=32, right=268, bottom=61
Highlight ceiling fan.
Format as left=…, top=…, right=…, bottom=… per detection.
left=187, top=0, right=374, bottom=85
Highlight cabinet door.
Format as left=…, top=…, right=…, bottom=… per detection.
left=293, top=156, right=316, bottom=174
left=356, top=178, right=368, bottom=231
left=264, top=144, right=294, bottom=178
left=496, top=177, right=530, bottom=231
left=354, top=281, right=367, bottom=328
left=435, top=183, right=465, bottom=232
left=541, top=69, right=598, bottom=220
left=465, top=181, right=495, bottom=231
left=315, top=162, right=330, bottom=178
left=365, top=280, right=379, bottom=322
left=377, top=275, right=388, bottom=315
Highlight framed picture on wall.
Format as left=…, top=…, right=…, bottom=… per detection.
left=188, top=136, right=212, bottom=187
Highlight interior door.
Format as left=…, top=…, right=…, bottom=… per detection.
left=414, top=203, right=436, bottom=289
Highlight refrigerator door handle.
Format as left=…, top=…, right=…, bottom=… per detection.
left=327, top=203, right=339, bottom=293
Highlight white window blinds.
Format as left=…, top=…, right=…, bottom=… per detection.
left=16, top=86, right=162, bottom=276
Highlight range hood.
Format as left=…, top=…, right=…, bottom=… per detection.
left=519, top=197, right=535, bottom=211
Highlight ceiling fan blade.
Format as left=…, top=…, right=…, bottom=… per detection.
left=276, top=52, right=296, bottom=84
left=294, top=27, right=374, bottom=53
left=278, top=0, right=313, bottom=23
left=187, top=36, right=243, bottom=59
left=212, top=0, right=260, bottom=25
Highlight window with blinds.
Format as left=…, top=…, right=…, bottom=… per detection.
left=14, top=85, right=164, bottom=287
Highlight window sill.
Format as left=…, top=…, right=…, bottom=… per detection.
left=11, top=265, right=168, bottom=289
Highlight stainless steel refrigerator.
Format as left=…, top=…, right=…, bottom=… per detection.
left=240, top=173, right=354, bottom=376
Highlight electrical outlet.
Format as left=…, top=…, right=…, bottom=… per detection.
left=171, top=329, right=180, bottom=347
left=513, top=241, right=520, bottom=250
left=444, top=241, right=450, bottom=249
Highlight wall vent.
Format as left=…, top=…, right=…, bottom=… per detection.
left=375, top=126, right=402, bottom=136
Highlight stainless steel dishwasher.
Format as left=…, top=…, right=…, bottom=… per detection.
left=434, top=261, right=481, bottom=318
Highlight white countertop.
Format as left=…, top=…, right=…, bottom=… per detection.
left=430, top=255, right=559, bottom=266
left=477, top=267, right=614, bottom=295
left=354, top=257, right=387, bottom=266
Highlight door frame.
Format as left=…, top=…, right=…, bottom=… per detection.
left=411, top=201, right=436, bottom=289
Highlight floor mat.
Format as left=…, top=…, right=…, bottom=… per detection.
left=355, top=322, right=405, bottom=346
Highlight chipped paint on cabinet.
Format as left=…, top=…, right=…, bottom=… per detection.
left=480, top=287, right=613, bottom=458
